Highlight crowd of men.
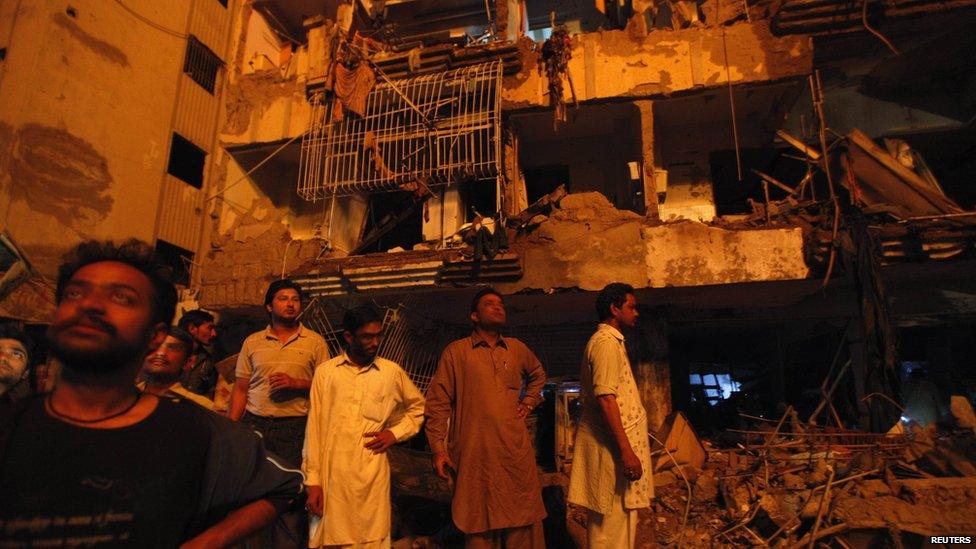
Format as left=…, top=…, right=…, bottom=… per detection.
left=0, top=239, right=656, bottom=549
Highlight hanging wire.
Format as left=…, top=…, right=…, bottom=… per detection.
left=207, top=132, right=308, bottom=202
left=113, top=0, right=187, bottom=39
left=719, top=0, right=744, bottom=182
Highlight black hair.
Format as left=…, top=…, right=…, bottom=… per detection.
left=470, top=287, right=503, bottom=313
left=0, top=323, right=31, bottom=364
left=595, top=282, right=635, bottom=321
left=343, top=305, right=383, bottom=334
left=164, top=326, right=195, bottom=356
left=56, top=239, right=177, bottom=326
left=264, top=279, right=304, bottom=307
left=177, top=309, right=214, bottom=331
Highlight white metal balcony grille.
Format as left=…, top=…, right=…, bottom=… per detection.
left=298, top=61, right=502, bottom=200
left=300, top=298, right=439, bottom=392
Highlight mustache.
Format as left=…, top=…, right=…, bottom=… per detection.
left=61, top=314, right=118, bottom=336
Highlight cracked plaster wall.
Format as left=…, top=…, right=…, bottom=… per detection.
left=198, top=196, right=332, bottom=311
left=0, top=0, right=191, bottom=279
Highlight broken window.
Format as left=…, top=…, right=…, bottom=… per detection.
left=689, top=368, right=742, bottom=406
left=183, top=35, right=223, bottom=94
left=166, top=133, right=206, bottom=189
left=154, top=239, right=193, bottom=287
left=357, top=192, right=424, bottom=254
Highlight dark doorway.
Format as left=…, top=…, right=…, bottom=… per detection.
left=523, top=165, right=571, bottom=204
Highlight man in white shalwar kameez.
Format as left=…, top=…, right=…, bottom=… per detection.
left=303, top=305, right=425, bottom=548
left=568, top=283, right=653, bottom=549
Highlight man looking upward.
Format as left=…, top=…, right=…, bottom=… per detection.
left=0, top=323, right=31, bottom=404
left=425, top=287, right=548, bottom=548
left=0, top=239, right=303, bottom=547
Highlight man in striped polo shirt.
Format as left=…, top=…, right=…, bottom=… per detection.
left=230, top=278, right=329, bottom=548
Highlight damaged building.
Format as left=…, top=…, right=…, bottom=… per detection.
left=2, top=0, right=976, bottom=546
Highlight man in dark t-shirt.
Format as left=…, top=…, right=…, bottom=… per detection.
left=0, top=239, right=303, bottom=547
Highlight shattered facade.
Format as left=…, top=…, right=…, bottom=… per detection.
left=2, top=0, right=976, bottom=545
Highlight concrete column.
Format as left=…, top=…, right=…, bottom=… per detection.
left=636, top=316, right=670, bottom=433
left=635, top=100, right=660, bottom=220
left=495, top=0, right=524, bottom=41
left=501, top=128, right=528, bottom=216
left=846, top=321, right=871, bottom=429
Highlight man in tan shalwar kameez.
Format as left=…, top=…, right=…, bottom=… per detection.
left=425, top=288, right=548, bottom=549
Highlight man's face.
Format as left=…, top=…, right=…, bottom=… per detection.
left=612, top=293, right=639, bottom=329
left=47, top=261, right=160, bottom=374
left=34, top=360, right=60, bottom=393
left=266, top=288, right=301, bottom=324
left=189, top=321, right=217, bottom=346
left=141, top=335, right=190, bottom=380
left=0, top=338, right=28, bottom=387
left=344, top=321, right=383, bottom=362
left=471, top=293, right=507, bottom=329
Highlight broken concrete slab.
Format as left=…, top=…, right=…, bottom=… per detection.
left=644, top=221, right=809, bottom=287
left=833, top=477, right=976, bottom=536
left=654, top=411, right=707, bottom=472
left=842, top=129, right=972, bottom=223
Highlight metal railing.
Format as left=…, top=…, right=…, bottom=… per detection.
left=301, top=298, right=440, bottom=393
left=298, top=61, right=502, bottom=200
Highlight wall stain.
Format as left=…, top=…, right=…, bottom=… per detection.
left=53, top=12, right=129, bottom=68
left=5, top=123, right=114, bottom=225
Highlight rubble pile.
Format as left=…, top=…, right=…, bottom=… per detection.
left=647, top=410, right=976, bottom=547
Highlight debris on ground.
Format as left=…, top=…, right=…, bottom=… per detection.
left=648, top=405, right=976, bottom=546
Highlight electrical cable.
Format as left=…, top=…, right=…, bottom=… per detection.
left=113, top=0, right=187, bottom=39
left=206, top=131, right=308, bottom=202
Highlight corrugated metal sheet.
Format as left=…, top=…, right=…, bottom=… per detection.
left=172, top=73, right=220, bottom=150
left=188, top=0, right=232, bottom=58
left=157, top=174, right=205, bottom=250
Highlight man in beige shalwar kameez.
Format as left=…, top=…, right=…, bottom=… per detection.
left=568, top=283, right=653, bottom=549
left=303, top=305, right=425, bottom=548
left=425, top=288, right=547, bottom=549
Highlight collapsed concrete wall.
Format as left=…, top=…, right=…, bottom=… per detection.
left=198, top=197, right=331, bottom=311
left=502, top=192, right=808, bottom=294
